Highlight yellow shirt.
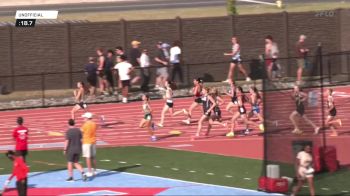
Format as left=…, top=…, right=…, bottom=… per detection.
left=81, top=120, right=97, bottom=144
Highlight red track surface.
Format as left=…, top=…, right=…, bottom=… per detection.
left=0, top=86, right=349, bottom=165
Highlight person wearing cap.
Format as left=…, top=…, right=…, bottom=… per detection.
left=114, top=55, right=133, bottom=103
left=3, top=150, right=29, bottom=196
left=64, top=119, right=87, bottom=182
left=12, top=117, right=29, bottom=162
left=84, top=57, right=97, bottom=96
left=154, top=41, right=169, bottom=90
left=81, top=112, right=97, bottom=177
left=128, top=40, right=142, bottom=85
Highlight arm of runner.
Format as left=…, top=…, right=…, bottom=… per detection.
left=216, top=96, right=225, bottom=106
left=206, top=95, right=217, bottom=115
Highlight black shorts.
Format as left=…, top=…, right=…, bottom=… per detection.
left=329, top=108, right=337, bottom=117
left=194, top=98, right=202, bottom=104
left=77, top=102, right=87, bottom=109
left=231, top=58, right=242, bottom=64
left=166, top=102, right=174, bottom=108
left=67, top=152, right=81, bottom=163
left=98, top=71, right=104, bottom=78
left=121, top=80, right=130, bottom=88
left=104, top=71, right=114, bottom=85
left=297, top=105, right=305, bottom=116
left=87, top=75, right=97, bottom=87
left=16, top=150, right=28, bottom=157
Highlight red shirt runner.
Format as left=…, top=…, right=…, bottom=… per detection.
left=12, top=126, right=29, bottom=151
left=9, top=157, right=29, bottom=181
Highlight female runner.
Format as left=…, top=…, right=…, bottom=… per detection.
left=139, top=94, right=157, bottom=141
left=325, top=88, right=342, bottom=136
left=71, top=81, right=87, bottom=119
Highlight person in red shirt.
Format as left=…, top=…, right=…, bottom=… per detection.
left=3, top=151, right=29, bottom=196
left=12, top=117, right=29, bottom=162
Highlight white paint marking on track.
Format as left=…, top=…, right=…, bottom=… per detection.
left=342, top=191, right=349, bottom=193
left=244, top=178, right=251, bottom=180
left=0, top=168, right=4, bottom=170
left=135, top=163, right=142, bottom=166
left=100, top=159, right=111, bottom=162
left=118, top=161, right=127, bottom=164
left=154, top=166, right=161, bottom=168
left=189, top=170, right=196, bottom=173
left=225, top=175, right=232, bottom=178
left=169, top=144, right=193, bottom=148
left=321, top=188, right=330, bottom=191
left=47, top=163, right=56, bottom=166
left=207, top=173, right=214, bottom=175
left=171, top=168, right=179, bottom=171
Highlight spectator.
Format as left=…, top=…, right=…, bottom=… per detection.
left=84, top=57, right=97, bottom=96
left=170, top=40, right=183, bottom=84
left=3, top=150, right=29, bottom=196
left=140, top=49, right=151, bottom=92
left=96, top=48, right=107, bottom=95
left=81, top=112, right=97, bottom=177
left=114, top=55, right=133, bottom=103
left=128, top=40, right=141, bottom=85
left=105, top=49, right=115, bottom=95
left=296, top=35, right=309, bottom=84
left=114, top=46, right=126, bottom=89
left=12, top=117, right=28, bottom=162
left=265, top=35, right=280, bottom=80
left=63, top=119, right=87, bottom=182
left=223, top=36, right=250, bottom=82
left=291, top=145, right=315, bottom=196
left=154, top=41, right=169, bottom=90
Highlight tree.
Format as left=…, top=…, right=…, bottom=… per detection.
left=227, top=0, right=237, bottom=15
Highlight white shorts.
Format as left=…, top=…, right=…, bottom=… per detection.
left=298, top=166, right=314, bottom=179
left=82, top=144, right=96, bottom=158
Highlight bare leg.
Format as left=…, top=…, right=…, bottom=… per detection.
left=228, top=112, right=240, bottom=135
left=226, top=102, right=235, bottom=115
left=159, top=105, right=169, bottom=126
left=187, top=102, right=199, bottom=121
left=74, top=162, right=84, bottom=173
left=297, top=67, right=303, bottom=82
left=86, top=157, right=92, bottom=174
left=306, top=177, right=315, bottom=196
left=292, top=179, right=304, bottom=196
left=227, top=63, right=235, bottom=81
left=302, top=114, right=320, bottom=134
left=71, top=105, right=80, bottom=120
left=196, top=115, right=208, bottom=137
left=238, top=64, right=249, bottom=78
left=290, top=111, right=300, bottom=132
left=67, top=162, right=73, bottom=177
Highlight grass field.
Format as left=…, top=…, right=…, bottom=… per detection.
left=1, top=146, right=349, bottom=195
left=0, top=2, right=349, bottom=22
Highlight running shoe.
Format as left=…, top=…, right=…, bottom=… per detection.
left=157, top=123, right=164, bottom=128
left=259, top=124, right=264, bottom=132
left=244, top=129, right=250, bottom=135
left=314, top=127, right=321, bottom=135
left=246, top=77, right=251, bottom=82
left=338, top=119, right=342, bottom=127
left=82, top=173, right=88, bottom=181
left=151, top=136, right=157, bottom=142
left=182, top=119, right=190, bottom=125
left=222, top=79, right=230, bottom=83
left=226, top=132, right=234, bottom=137
left=66, top=177, right=74, bottom=182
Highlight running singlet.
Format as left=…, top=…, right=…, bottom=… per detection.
left=237, top=96, right=247, bottom=115
left=295, top=94, right=305, bottom=116
left=213, top=97, right=221, bottom=118
left=143, top=103, right=152, bottom=120
left=328, top=96, right=337, bottom=117
left=194, top=86, right=202, bottom=103
left=232, top=44, right=241, bottom=61
left=231, top=90, right=238, bottom=104
left=202, top=96, right=212, bottom=116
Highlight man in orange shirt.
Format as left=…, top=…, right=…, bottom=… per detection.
left=3, top=151, right=29, bottom=196
left=81, top=112, right=97, bottom=177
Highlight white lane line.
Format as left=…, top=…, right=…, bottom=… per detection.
left=100, top=159, right=111, bottom=162
left=171, top=168, right=179, bottom=171
left=244, top=178, right=251, bottom=180
left=118, top=161, right=127, bottom=164
left=47, top=163, right=56, bottom=166
left=135, top=163, right=142, bottom=166
left=321, top=188, right=330, bottom=191
left=154, top=166, right=161, bottom=168
left=225, top=175, right=232, bottom=178
left=189, top=170, right=196, bottom=173
left=206, top=173, right=214, bottom=175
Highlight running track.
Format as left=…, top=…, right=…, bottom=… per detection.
left=0, top=86, right=349, bottom=165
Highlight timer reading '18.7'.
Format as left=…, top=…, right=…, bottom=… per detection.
left=15, top=19, right=36, bottom=27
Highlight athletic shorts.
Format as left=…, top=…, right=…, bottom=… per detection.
left=144, top=113, right=152, bottom=120
left=231, top=58, right=241, bottom=64
left=67, top=152, right=81, bottom=163
left=297, top=58, right=305, bottom=69
left=156, top=67, right=169, bottom=78
left=87, top=75, right=97, bottom=87
left=298, top=166, right=314, bottom=180
left=194, top=98, right=202, bottom=104
left=121, top=80, right=130, bottom=88
left=77, top=102, right=87, bottom=109
left=252, top=105, right=260, bottom=114
left=329, top=108, right=337, bottom=117
left=166, top=100, right=174, bottom=108
left=82, top=144, right=96, bottom=158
